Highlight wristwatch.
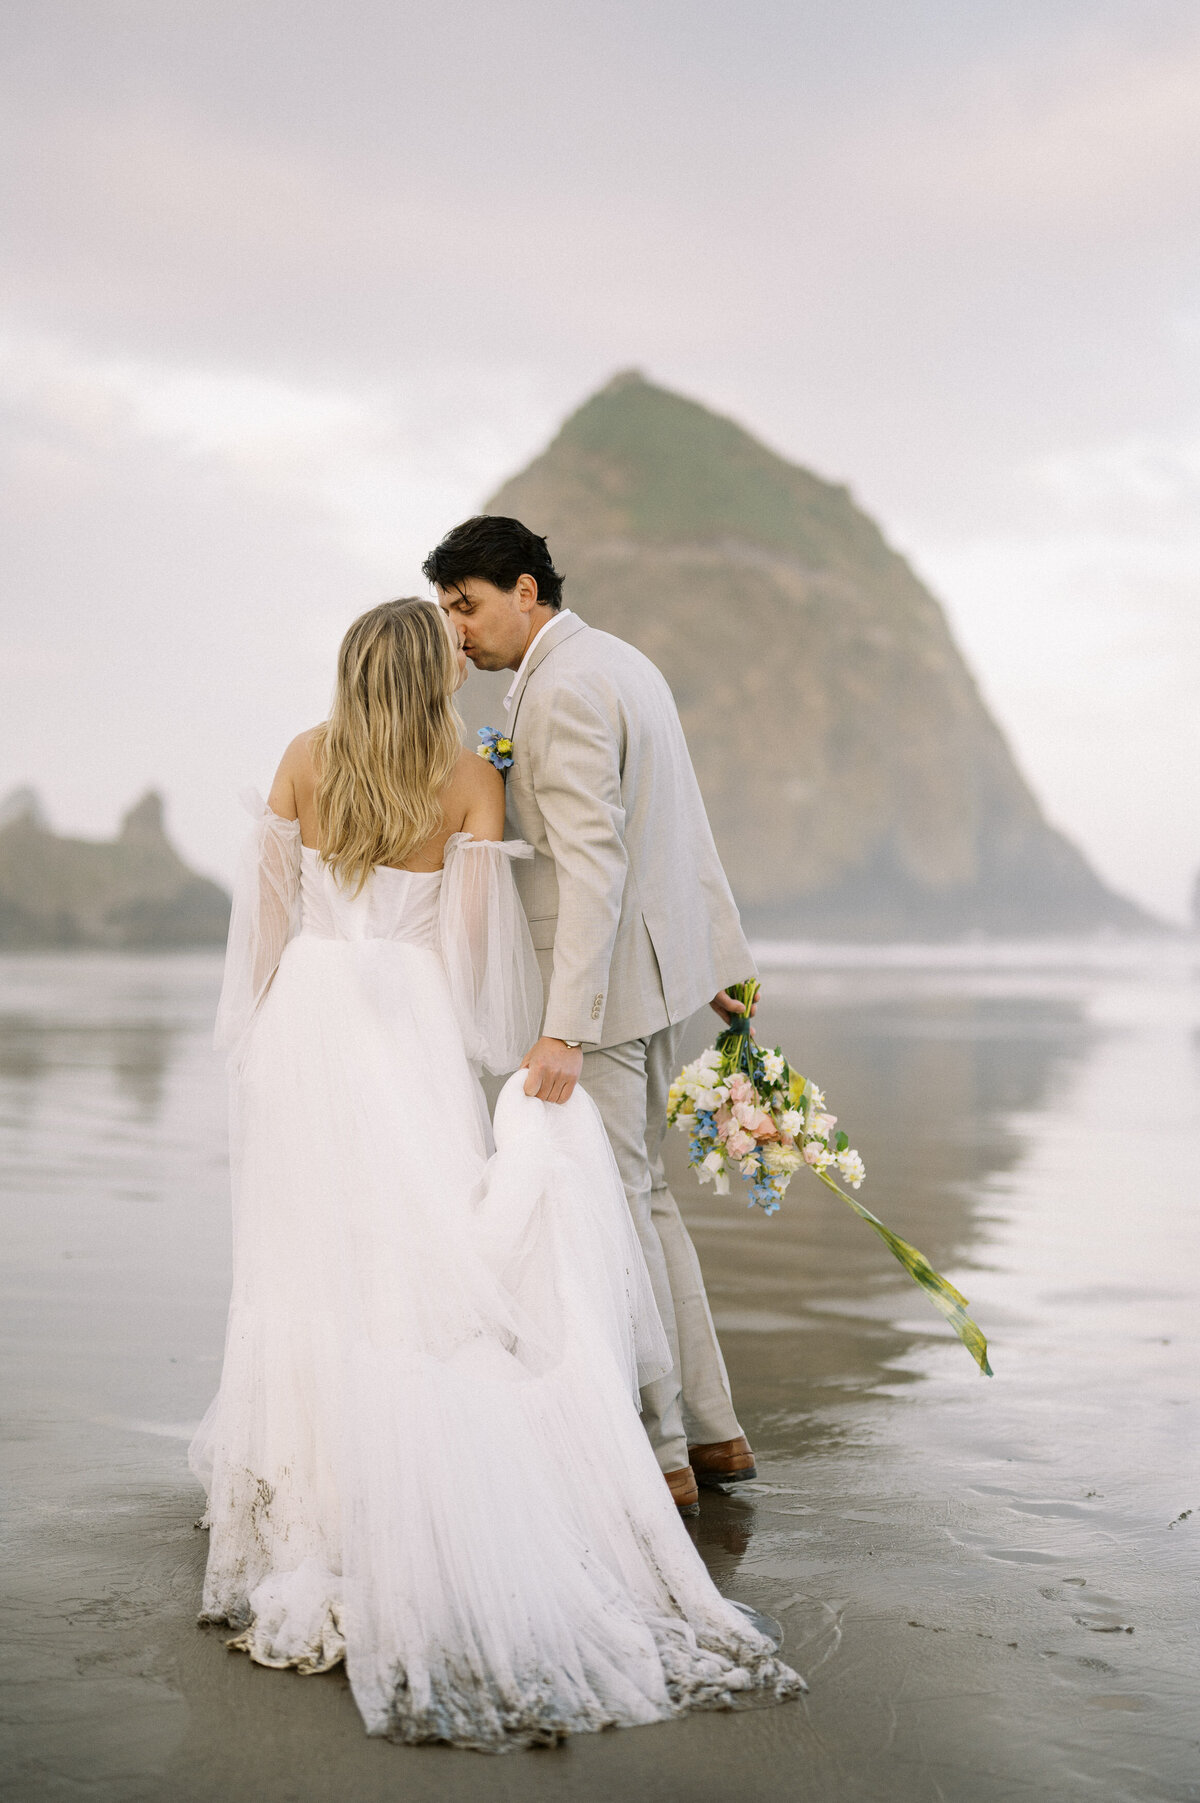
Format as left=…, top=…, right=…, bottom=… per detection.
left=562, top=1039, right=582, bottom=1050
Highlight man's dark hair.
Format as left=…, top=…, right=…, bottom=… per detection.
left=421, top=515, right=565, bottom=610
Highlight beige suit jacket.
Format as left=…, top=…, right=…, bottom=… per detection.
left=503, top=615, right=755, bottom=1048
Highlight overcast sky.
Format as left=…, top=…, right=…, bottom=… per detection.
left=2, top=0, right=1199, bottom=919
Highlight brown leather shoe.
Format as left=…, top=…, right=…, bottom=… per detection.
left=664, top=1465, right=700, bottom=1516
left=688, top=1435, right=757, bottom=1488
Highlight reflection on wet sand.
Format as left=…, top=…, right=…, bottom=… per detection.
left=1, top=947, right=1198, bottom=1803
left=671, top=977, right=1094, bottom=1444
left=0, top=1014, right=176, bottom=1114
left=671, top=977, right=1097, bottom=1622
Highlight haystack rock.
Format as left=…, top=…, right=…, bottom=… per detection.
left=0, top=788, right=231, bottom=948
left=460, top=371, right=1148, bottom=938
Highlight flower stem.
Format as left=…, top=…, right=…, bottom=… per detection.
left=811, top=1166, right=993, bottom=1376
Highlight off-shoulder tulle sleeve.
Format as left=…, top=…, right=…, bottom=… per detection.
left=438, top=835, right=544, bottom=1075
left=213, top=792, right=303, bottom=1058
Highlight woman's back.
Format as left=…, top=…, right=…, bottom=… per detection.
left=271, top=727, right=505, bottom=874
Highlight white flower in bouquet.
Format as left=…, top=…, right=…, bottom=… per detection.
left=803, top=1141, right=834, bottom=1169
left=762, top=1049, right=786, bottom=1084
left=740, top=1154, right=761, bottom=1177
left=836, top=1148, right=866, bottom=1189
left=697, top=1147, right=730, bottom=1195
left=780, top=1108, right=806, bottom=1137
left=810, top=1112, right=837, bottom=1139
left=761, top=1141, right=803, bottom=1176
left=694, top=1086, right=726, bottom=1112
left=697, top=1047, right=723, bottom=1072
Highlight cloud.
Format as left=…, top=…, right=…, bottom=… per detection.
left=0, top=328, right=557, bottom=579
left=2, top=0, right=1200, bottom=918
left=1029, top=435, right=1200, bottom=524
left=839, top=25, right=1200, bottom=236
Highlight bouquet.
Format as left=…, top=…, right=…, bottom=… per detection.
left=669, top=980, right=992, bottom=1376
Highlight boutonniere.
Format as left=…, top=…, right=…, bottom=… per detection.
left=476, top=726, right=514, bottom=774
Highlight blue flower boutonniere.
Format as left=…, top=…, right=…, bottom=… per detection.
left=476, top=726, right=514, bottom=774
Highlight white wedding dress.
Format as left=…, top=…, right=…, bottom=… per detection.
left=190, top=801, right=800, bottom=1750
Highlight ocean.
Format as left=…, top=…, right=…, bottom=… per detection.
left=2, top=942, right=1198, bottom=1801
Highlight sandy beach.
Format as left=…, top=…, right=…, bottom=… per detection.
left=2, top=945, right=1198, bottom=1802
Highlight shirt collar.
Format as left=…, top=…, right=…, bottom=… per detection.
left=503, top=608, right=573, bottom=711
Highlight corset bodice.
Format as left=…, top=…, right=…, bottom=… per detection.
left=299, top=846, right=443, bottom=948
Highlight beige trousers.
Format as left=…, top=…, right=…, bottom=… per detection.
left=579, top=1021, right=743, bottom=1473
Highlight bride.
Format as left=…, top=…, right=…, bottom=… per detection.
left=189, top=597, right=801, bottom=1750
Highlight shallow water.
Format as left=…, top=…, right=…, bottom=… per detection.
left=1, top=945, right=1198, bottom=1802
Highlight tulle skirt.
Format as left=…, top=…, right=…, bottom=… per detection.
left=190, top=933, right=801, bottom=1748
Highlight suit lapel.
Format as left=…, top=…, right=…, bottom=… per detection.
left=506, top=614, right=588, bottom=738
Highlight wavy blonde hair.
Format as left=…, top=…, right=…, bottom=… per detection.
left=312, top=599, right=461, bottom=891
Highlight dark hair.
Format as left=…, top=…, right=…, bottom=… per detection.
left=421, top=515, right=565, bottom=610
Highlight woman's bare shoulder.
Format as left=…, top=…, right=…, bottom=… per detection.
left=455, top=745, right=503, bottom=798
left=268, top=727, right=325, bottom=818
left=442, top=747, right=503, bottom=827
left=286, top=725, right=324, bottom=760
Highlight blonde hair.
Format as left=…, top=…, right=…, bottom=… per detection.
left=312, top=599, right=461, bottom=891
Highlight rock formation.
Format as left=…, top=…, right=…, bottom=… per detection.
left=461, top=371, right=1148, bottom=937
left=0, top=789, right=231, bottom=948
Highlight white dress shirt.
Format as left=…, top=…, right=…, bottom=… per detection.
left=503, top=609, right=574, bottom=711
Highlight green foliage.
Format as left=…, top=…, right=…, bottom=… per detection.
left=555, top=376, right=892, bottom=569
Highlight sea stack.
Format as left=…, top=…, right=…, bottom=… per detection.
left=0, top=789, right=231, bottom=948
left=469, top=371, right=1147, bottom=938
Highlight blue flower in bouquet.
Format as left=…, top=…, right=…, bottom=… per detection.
left=476, top=726, right=514, bottom=773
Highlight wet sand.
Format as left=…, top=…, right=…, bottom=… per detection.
left=2, top=945, right=1199, bottom=1802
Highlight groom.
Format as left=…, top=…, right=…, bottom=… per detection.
left=426, top=515, right=756, bottom=1515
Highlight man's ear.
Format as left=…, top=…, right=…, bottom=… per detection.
left=515, top=573, right=540, bottom=614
